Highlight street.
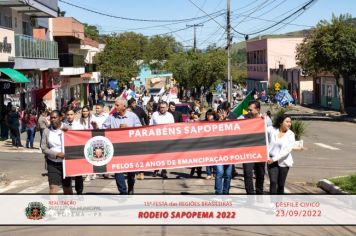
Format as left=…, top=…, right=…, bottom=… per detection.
left=1, top=120, right=356, bottom=235
left=1, top=120, right=356, bottom=194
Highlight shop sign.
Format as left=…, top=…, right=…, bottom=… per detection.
left=0, top=28, right=15, bottom=62
left=0, top=81, right=16, bottom=94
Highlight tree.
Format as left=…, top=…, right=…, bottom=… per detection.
left=84, top=24, right=100, bottom=41
left=144, top=35, right=183, bottom=70
left=94, top=32, right=148, bottom=85
left=165, top=48, right=227, bottom=93
left=296, top=14, right=356, bottom=113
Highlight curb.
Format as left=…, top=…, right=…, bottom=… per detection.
left=0, top=173, right=7, bottom=186
left=317, top=179, right=348, bottom=194
left=0, top=149, right=41, bottom=154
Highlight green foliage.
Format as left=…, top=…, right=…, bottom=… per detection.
left=84, top=23, right=100, bottom=41
left=296, top=14, right=356, bottom=113
left=231, top=47, right=247, bottom=84
left=95, top=33, right=181, bottom=84
left=291, top=119, right=307, bottom=141
left=329, top=174, right=356, bottom=194
left=165, top=49, right=227, bottom=90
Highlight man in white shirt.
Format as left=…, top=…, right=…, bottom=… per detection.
left=149, top=101, right=174, bottom=178
left=63, top=106, right=84, bottom=194
left=91, top=102, right=108, bottom=129
left=150, top=101, right=174, bottom=125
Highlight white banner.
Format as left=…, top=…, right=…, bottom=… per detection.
left=0, top=195, right=355, bottom=225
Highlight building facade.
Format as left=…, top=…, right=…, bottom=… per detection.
left=246, top=37, right=304, bottom=92
left=0, top=0, right=59, bottom=110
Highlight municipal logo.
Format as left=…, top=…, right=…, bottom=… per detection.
left=84, top=136, right=114, bottom=166
left=25, top=202, right=46, bottom=220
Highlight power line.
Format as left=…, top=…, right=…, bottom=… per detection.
left=59, top=0, right=225, bottom=23
left=233, top=0, right=287, bottom=25
left=245, top=0, right=318, bottom=36
left=245, top=0, right=313, bottom=32
left=188, top=0, right=245, bottom=36
left=99, top=11, right=225, bottom=33
left=234, top=0, right=273, bottom=27
left=230, top=11, right=313, bottom=28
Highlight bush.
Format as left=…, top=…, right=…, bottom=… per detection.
left=291, top=119, right=307, bottom=141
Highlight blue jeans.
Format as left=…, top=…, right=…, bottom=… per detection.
left=206, top=166, right=215, bottom=176
left=214, top=165, right=232, bottom=194
left=115, top=172, right=135, bottom=194
left=26, top=127, right=36, bottom=148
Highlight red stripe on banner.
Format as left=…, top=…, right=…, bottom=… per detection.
left=64, top=146, right=267, bottom=176
left=64, top=130, right=94, bottom=147
left=105, top=118, right=265, bottom=144
left=65, top=159, right=94, bottom=176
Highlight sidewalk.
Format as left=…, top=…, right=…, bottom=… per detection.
left=0, top=132, right=41, bottom=154
left=262, top=104, right=356, bottom=123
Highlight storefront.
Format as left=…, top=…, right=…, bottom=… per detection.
left=319, top=76, right=342, bottom=110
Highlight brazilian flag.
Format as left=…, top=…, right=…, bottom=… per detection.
left=232, top=91, right=252, bottom=117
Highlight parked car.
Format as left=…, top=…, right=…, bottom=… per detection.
left=175, top=103, right=192, bottom=122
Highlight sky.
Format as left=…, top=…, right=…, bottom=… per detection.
left=59, top=0, right=356, bottom=49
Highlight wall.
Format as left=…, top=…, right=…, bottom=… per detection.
left=299, top=77, right=314, bottom=105
left=267, top=38, right=304, bottom=79
left=246, top=39, right=268, bottom=81
left=51, top=17, right=84, bottom=40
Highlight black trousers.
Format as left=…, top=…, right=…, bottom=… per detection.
left=243, top=162, right=266, bottom=194
left=268, top=162, right=289, bottom=194
left=74, top=176, right=84, bottom=194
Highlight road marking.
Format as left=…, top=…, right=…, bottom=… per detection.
left=99, top=180, right=118, bottom=193
left=18, top=181, right=48, bottom=193
left=0, top=180, right=30, bottom=193
left=314, top=143, right=340, bottom=150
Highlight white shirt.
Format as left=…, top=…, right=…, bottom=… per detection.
left=91, top=112, right=109, bottom=129
left=267, top=127, right=295, bottom=167
left=47, top=125, right=65, bottom=163
left=150, top=111, right=175, bottom=125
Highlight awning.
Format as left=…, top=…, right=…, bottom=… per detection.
left=0, top=68, right=30, bottom=83
left=35, top=88, right=54, bottom=100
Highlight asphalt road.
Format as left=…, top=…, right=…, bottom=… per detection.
left=1, top=120, right=356, bottom=235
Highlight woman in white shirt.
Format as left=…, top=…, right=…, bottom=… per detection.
left=267, top=114, right=295, bottom=194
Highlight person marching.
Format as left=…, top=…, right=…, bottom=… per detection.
left=267, top=114, right=295, bottom=194
left=63, top=106, right=84, bottom=194
left=240, top=100, right=266, bottom=195
left=149, top=101, right=175, bottom=179
left=95, top=97, right=142, bottom=194
left=41, top=110, right=72, bottom=194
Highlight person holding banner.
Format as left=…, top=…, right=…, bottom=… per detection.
left=97, top=97, right=142, bottom=195
left=267, top=114, right=295, bottom=194
left=214, top=103, right=236, bottom=195
left=150, top=101, right=175, bottom=179
left=240, top=100, right=266, bottom=195
left=63, top=106, right=84, bottom=195
left=41, top=110, right=72, bottom=194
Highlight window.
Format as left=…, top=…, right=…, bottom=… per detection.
left=4, top=14, right=12, bottom=28
left=22, top=21, right=31, bottom=35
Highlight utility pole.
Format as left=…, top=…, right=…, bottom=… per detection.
left=186, top=24, right=203, bottom=52
left=227, top=0, right=232, bottom=104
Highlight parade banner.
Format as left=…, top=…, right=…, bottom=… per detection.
left=1, top=195, right=356, bottom=225
left=63, top=118, right=268, bottom=177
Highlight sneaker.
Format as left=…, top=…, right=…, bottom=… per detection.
left=205, top=176, right=212, bottom=180
left=85, top=176, right=91, bottom=182
left=138, top=172, right=144, bottom=180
